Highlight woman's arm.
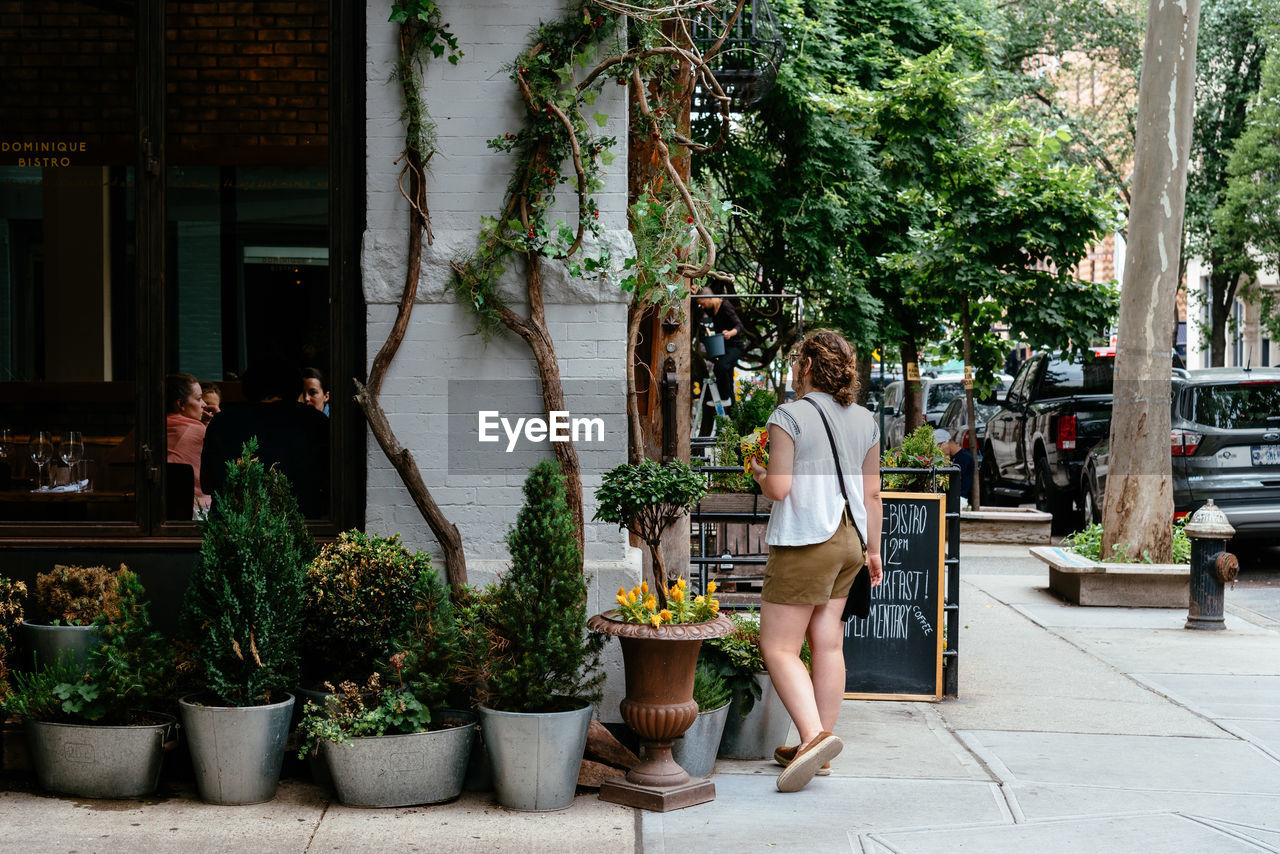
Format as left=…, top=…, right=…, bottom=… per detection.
left=861, top=442, right=883, bottom=587
left=751, top=424, right=793, bottom=501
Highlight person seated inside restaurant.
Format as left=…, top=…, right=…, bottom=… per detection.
left=201, top=382, right=222, bottom=425
left=166, top=373, right=212, bottom=512
left=299, top=367, right=330, bottom=417
left=201, top=358, right=330, bottom=518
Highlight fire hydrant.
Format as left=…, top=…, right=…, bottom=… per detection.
left=1184, top=499, right=1239, bottom=631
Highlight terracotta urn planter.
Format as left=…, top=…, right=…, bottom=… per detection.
left=587, top=611, right=734, bottom=812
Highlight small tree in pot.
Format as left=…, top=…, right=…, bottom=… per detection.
left=471, top=460, right=606, bottom=811
left=178, top=439, right=314, bottom=804
left=594, top=460, right=706, bottom=610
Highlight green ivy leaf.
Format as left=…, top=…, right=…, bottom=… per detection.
left=593, top=111, right=609, bottom=128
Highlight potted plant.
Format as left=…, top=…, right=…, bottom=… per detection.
left=670, top=659, right=732, bottom=779
left=1, top=574, right=26, bottom=771
left=590, top=459, right=733, bottom=810
left=178, top=439, right=314, bottom=805
left=471, top=460, right=606, bottom=812
left=702, top=610, right=793, bottom=761
left=882, top=424, right=951, bottom=493
left=4, top=569, right=177, bottom=798
left=20, top=564, right=124, bottom=671
left=297, top=564, right=475, bottom=807
left=695, top=422, right=765, bottom=514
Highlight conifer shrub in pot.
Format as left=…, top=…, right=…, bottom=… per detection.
left=472, top=460, right=606, bottom=812
left=20, top=564, right=125, bottom=671
left=178, top=439, right=314, bottom=805
left=297, top=563, right=475, bottom=807
left=4, top=569, right=178, bottom=798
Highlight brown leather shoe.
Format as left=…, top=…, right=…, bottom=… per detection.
left=773, top=744, right=831, bottom=775
left=776, top=731, right=842, bottom=792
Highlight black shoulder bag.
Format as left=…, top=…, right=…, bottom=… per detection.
left=803, top=397, right=872, bottom=622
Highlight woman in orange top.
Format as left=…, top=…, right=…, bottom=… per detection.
left=166, top=373, right=211, bottom=511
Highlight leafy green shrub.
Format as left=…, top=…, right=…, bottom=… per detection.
left=700, top=610, right=765, bottom=717
left=35, top=564, right=123, bottom=625
left=5, top=569, right=172, bottom=724
left=302, top=530, right=430, bottom=685
left=388, top=564, right=463, bottom=718
left=180, top=439, right=315, bottom=707
left=1061, top=520, right=1192, bottom=564
left=692, top=659, right=731, bottom=713
left=731, top=377, right=778, bottom=436
left=0, top=575, right=26, bottom=703
left=882, top=424, right=950, bottom=492
left=475, top=460, right=605, bottom=714
left=297, top=672, right=433, bottom=758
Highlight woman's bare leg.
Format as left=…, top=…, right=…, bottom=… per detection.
left=806, top=596, right=847, bottom=732
left=760, top=601, right=824, bottom=746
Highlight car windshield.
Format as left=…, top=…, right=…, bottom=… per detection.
left=1040, top=355, right=1115, bottom=396
left=1188, top=382, right=1280, bottom=429
left=926, top=382, right=965, bottom=411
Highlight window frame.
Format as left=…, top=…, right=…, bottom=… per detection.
left=0, top=0, right=365, bottom=545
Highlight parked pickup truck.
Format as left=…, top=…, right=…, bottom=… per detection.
left=980, top=350, right=1116, bottom=533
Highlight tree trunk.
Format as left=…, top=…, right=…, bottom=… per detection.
left=1101, top=0, right=1200, bottom=563
left=899, top=337, right=923, bottom=437
left=961, top=301, right=980, bottom=509
left=855, top=348, right=873, bottom=407
left=1208, top=268, right=1232, bottom=367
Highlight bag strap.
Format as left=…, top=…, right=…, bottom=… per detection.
left=802, top=396, right=865, bottom=547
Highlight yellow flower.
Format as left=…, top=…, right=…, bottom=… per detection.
left=658, top=609, right=673, bottom=623
left=644, top=594, right=657, bottom=612
left=706, top=581, right=717, bottom=596
left=694, top=595, right=705, bottom=604
left=616, top=593, right=629, bottom=607
left=649, top=614, right=662, bottom=628
left=641, top=580, right=649, bottom=595
left=677, top=577, right=687, bottom=589
left=618, top=585, right=626, bottom=597
left=669, top=585, right=684, bottom=603
left=628, top=590, right=638, bottom=604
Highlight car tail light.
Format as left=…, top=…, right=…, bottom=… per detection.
left=1057, top=415, right=1077, bottom=450
left=1173, top=510, right=1190, bottom=521
left=1171, top=429, right=1202, bottom=456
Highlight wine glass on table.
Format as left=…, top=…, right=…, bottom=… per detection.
left=30, top=431, right=54, bottom=491
left=61, top=431, right=85, bottom=488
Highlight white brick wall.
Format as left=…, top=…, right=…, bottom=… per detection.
left=363, top=3, right=640, bottom=716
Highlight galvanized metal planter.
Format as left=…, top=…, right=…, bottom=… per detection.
left=20, top=623, right=102, bottom=671
left=479, top=699, right=592, bottom=812
left=24, top=714, right=177, bottom=798
left=718, top=672, right=791, bottom=760
left=320, top=711, right=476, bottom=807
left=179, top=692, right=294, bottom=805
left=671, top=701, right=730, bottom=779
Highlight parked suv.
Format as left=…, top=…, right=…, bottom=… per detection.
left=1080, top=369, right=1280, bottom=541
left=981, top=349, right=1116, bottom=532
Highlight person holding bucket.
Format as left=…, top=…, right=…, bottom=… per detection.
left=695, top=286, right=747, bottom=415
left=749, top=329, right=884, bottom=792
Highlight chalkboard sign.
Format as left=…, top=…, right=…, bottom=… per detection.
left=843, top=492, right=945, bottom=701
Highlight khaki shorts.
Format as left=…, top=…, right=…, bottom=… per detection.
left=762, top=512, right=866, bottom=606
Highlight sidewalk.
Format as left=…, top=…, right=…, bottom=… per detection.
left=4, top=542, right=1280, bottom=853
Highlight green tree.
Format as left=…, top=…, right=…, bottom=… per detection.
left=1185, top=0, right=1274, bottom=365
left=180, top=440, right=315, bottom=707
left=477, top=460, right=605, bottom=714
left=1216, top=31, right=1280, bottom=336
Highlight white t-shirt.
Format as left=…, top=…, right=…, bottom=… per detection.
left=763, top=392, right=880, bottom=546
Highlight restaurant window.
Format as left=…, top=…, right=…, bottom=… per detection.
left=0, top=1, right=363, bottom=537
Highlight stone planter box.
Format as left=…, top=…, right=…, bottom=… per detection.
left=960, top=508, right=1052, bottom=544
left=1030, top=546, right=1189, bottom=607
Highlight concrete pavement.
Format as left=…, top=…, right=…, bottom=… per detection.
left=3, top=542, right=1280, bottom=853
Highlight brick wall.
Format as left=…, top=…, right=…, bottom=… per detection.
left=0, top=1, right=327, bottom=165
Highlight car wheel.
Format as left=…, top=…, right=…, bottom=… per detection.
left=1081, top=479, right=1101, bottom=525
left=1035, top=458, right=1081, bottom=536
left=978, top=447, right=1005, bottom=507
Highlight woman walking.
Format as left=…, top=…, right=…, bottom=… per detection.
left=749, top=330, right=883, bottom=792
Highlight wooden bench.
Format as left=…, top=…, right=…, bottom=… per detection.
left=1030, top=546, right=1189, bottom=607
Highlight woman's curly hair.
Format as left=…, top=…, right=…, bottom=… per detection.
left=790, top=329, right=859, bottom=406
